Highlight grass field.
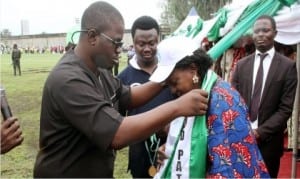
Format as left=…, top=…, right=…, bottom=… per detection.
left=0, top=52, right=131, bottom=178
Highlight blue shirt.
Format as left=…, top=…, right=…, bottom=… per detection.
left=118, top=57, right=174, bottom=177
left=118, top=58, right=174, bottom=116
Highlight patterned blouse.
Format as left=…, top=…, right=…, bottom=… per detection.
left=206, top=79, right=270, bottom=178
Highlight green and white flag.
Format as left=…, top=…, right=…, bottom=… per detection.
left=155, top=70, right=218, bottom=179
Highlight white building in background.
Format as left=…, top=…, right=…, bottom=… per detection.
left=74, top=17, right=80, bottom=25
left=21, top=20, right=29, bottom=35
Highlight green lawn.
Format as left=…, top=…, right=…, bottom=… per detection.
left=0, top=52, right=131, bottom=178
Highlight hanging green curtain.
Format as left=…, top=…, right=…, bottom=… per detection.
left=207, top=0, right=296, bottom=60
left=207, top=8, right=228, bottom=42
left=186, top=18, right=204, bottom=38
left=171, top=17, right=203, bottom=38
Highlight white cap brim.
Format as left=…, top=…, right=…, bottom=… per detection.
left=149, top=36, right=199, bottom=83
left=149, top=64, right=176, bottom=83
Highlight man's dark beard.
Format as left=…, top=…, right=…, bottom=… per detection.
left=93, top=54, right=114, bottom=70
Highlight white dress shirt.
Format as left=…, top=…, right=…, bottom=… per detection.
left=251, top=47, right=275, bottom=129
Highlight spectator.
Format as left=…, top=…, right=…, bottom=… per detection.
left=65, top=42, right=76, bottom=52
left=1, top=117, right=24, bottom=154
left=11, top=44, right=21, bottom=76
left=118, top=15, right=174, bottom=178
left=127, top=45, right=135, bottom=64
left=231, top=15, right=298, bottom=178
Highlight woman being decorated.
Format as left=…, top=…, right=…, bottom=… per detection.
left=150, top=37, right=270, bottom=178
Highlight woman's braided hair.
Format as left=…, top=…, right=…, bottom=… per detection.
left=175, top=48, right=213, bottom=85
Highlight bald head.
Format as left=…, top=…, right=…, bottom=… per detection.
left=81, top=1, right=124, bottom=32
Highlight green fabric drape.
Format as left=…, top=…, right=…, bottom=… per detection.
left=171, top=17, right=203, bottom=38
left=187, top=18, right=204, bottom=38
left=207, top=0, right=297, bottom=60
left=207, top=8, right=228, bottom=42
left=161, top=71, right=218, bottom=179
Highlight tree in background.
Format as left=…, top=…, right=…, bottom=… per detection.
left=160, top=0, right=232, bottom=32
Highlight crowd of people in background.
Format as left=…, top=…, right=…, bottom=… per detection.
left=1, top=44, right=136, bottom=56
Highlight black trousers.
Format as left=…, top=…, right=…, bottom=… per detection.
left=263, top=155, right=280, bottom=178
left=13, top=59, right=21, bottom=76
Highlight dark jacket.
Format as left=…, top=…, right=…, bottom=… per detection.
left=231, top=51, right=297, bottom=158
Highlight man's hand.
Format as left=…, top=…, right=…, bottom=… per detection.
left=1, top=117, right=24, bottom=154
left=174, top=89, right=208, bottom=117
left=253, top=129, right=260, bottom=139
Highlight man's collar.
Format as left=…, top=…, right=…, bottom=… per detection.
left=129, top=55, right=142, bottom=70
left=255, top=47, right=275, bottom=57
left=129, top=55, right=158, bottom=71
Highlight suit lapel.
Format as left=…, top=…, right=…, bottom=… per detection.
left=245, top=54, right=255, bottom=106
left=260, top=52, right=280, bottom=104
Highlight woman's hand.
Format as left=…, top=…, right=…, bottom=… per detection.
left=156, top=143, right=168, bottom=171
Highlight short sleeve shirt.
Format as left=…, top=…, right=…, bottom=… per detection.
left=34, top=50, right=130, bottom=178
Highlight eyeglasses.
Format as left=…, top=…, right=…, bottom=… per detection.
left=79, top=28, right=124, bottom=49
left=100, top=33, right=123, bottom=49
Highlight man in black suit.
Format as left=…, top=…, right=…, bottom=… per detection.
left=11, top=44, right=22, bottom=76
left=231, top=15, right=297, bottom=178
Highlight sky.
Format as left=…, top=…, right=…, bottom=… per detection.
left=0, top=0, right=164, bottom=35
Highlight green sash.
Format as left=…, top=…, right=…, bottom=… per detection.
left=160, top=70, right=218, bottom=178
